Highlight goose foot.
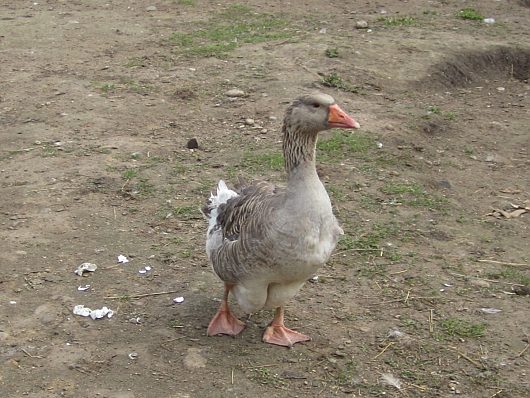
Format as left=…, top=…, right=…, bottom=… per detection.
left=262, top=307, right=310, bottom=347
left=207, top=284, right=245, bottom=337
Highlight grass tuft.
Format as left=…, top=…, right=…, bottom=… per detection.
left=317, top=131, right=373, bottom=159
left=169, top=4, right=292, bottom=57
left=240, top=152, right=284, bottom=172
left=325, top=48, right=339, bottom=58
left=457, top=8, right=484, bottom=21
left=379, top=16, right=417, bottom=26
left=381, top=181, right=448, bottom=209
left=440, top=318, right=485, bottom=338
left=320, top=73, right=359, bottom=93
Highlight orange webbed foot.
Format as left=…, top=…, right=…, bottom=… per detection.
left=262, top=324, right=311, bottom=347
left=207, top=307, right=246, bottom=337
left=262, top=307, right=310, bottom=347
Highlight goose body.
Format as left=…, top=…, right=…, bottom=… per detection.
left=204, top=93, right=360, bottom=346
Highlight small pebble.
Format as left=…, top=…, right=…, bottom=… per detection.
left=146, top=6, right=157, bottom=11
left=225, top=89, right=245, bottom=97
left=244, top=118, right=255, bottom=126
left=513, top=285, right=530, bottom=296
left=470, top=279, right=491, bottom=288
left=355, top=20, right=369, bottom=29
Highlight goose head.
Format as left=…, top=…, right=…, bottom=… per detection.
left=285, top=93, right=360, bottom=136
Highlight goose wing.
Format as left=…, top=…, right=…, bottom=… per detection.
left=208, top=180, right=285, bottom=283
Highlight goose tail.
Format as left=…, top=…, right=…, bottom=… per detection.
left=202, top=180, right=238, bottom=231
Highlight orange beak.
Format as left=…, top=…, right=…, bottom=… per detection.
left=327, top=104, right=360, bottom=129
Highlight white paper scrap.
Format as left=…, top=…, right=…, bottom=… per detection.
left=74, top=262, right=97, bottom=276
left=480, top=307, right=502, bottom=314
left=73, top=304, right=114, bottom=319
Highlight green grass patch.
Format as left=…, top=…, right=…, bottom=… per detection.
left=325, top=47, right=339, bottom=58
left=158, top=204, right=200, bottom=220
left=379, top=16, right=417, bottom=26
left=317, top=131, right=373, bottom=159
left=93, top=82, right=116, bottom=95
left=381, top=181, right=448, bottom=209
left=338, top=222, right=401, bottom=261
left=425, top=105, right=457, bottom=121
left=240, top=151, right=284, bottom=172
left=122, top=168, right=139, bottom=180
left=457, top=8, right=484, bottom=21
left=440, top=318, right=485, bottom=338
left=169, top=4, right=293, bottom=57
left=124, top=80, right=152, bottom=95
left=125, top=57, right=147, bottom=68
left=354, top=222, right=400, bottom=250
left=320, top=73, right=359, bottom=93
left=41, top=143, right=58, bottom=157
left=134, top=179, right=155, bottom=196
left=486, top=267, right=530, bottom=286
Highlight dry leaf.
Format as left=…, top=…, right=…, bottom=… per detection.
left=488, top=207, right=528, bottom=219
left=509, top=209, right=527, bottom=218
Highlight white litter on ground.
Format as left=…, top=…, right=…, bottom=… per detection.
left=173, top=296, right=185, bottom=304
left=480, top=307, right=502, bottom=314
left=73, top=304, right=114, bottom=320
left=380, top=373, right=402, bottom=390
left=138, top=265, right=152, bottom=274
left=77, top=284, right=91, bottom=291
left=117, top=255, right=129, bottom=263
left=74, top=262, right=97, bottom=276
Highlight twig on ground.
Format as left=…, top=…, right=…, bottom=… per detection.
left=370, top=296, right=448, bottom=306
left=404, top=289, right=411, bottom=304
left=429, top=309, right=434, bottom=334
left=389, top=269, right=408, bottom=275
left=448, top=271, right=525, bottom=287
left=373, top=342, right=394, bottom=359
left=21, top=348, right=43, bottom=359
left=241, top=364, right=279, bottom=370
left=489, top=390, right=503, bottom=398
left=332, top=248, right=382, bottom=256
left=478, top=259, right=527, bottom=267
left=448, top=347, right=485, bottom=369
left=105, top=290, right=181, bottom=299
left=516, top=343, right=529, bottom=358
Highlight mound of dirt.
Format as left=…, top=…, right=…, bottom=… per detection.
left=420, top=46, right=530, bottom=89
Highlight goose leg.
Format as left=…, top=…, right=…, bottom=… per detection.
left=207, top=284, right=245, bottom=337
left=262, top=307, right=311, bottom=347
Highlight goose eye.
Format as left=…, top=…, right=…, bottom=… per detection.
left=312, top=103, right=320, bottom=108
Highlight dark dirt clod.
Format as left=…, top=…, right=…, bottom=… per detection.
left=186, top=138, right=199, bottom=149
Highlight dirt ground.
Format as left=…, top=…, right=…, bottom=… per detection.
left=1, top=0, right=529, bottom=397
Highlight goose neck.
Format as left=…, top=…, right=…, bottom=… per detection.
left=282, top=124, right=318, bottom=176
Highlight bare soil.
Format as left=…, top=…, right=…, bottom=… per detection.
left=1, top=1, right=529, bottom=397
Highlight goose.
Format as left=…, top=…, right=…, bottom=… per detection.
left=203, top=93, right=360, bottom=347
